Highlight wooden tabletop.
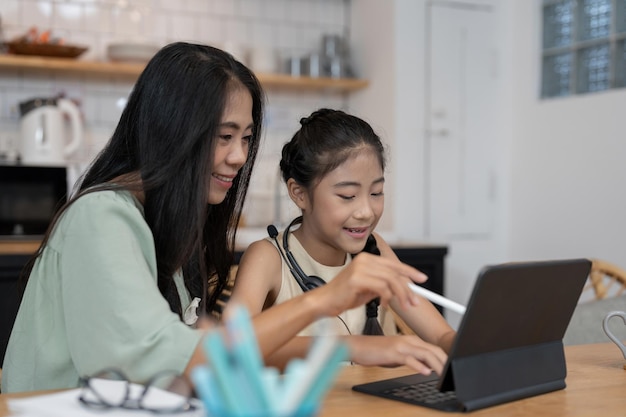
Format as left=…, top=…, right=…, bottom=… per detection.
left=1, top=343, right=625, bottom=416
left=321, top=342, right=626, bottom=417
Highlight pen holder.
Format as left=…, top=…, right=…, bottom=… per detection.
left=192, top=363, right=321, bottom=417
left=199, top=406, right=319, bottom=417
left=191, top=305, right=347, bottom=417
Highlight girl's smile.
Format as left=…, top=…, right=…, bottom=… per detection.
left=344, top=226, right=370, bottom=239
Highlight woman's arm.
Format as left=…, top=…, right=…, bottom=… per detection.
left=58, top=191, right=207, bottom=384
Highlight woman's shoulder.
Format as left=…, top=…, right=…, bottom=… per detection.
left=46, top=188, right=154, bottom=257
left=55, top=189, right=147, bottom=237
left=64, top=189, right=142, bottom=218
left=73, top=189, right=141, bottom=210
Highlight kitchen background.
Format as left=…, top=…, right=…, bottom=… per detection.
left=1, top=0, right=625, bottom=329
left=0, top=0, right=353, bottom=230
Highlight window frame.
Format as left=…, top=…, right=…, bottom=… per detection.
left=541, top=0, right=626, bottom=98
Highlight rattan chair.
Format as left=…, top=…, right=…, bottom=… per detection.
left=564, top=259, right=626, bottom=345
left=209, top=266, right=237, bottom=321
left=585, top=258, right=626, bottom=300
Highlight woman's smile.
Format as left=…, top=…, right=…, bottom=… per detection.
left=212, top=173, right=236, bottom=190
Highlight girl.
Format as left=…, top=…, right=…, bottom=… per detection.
left=2, top=44, right=425, bottom=393
left=231, top=109, right=456, bottom=374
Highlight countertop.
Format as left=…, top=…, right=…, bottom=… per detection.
left=235, top=227, right=447, bottom=251
left=0, top=229, right=448, bottom=256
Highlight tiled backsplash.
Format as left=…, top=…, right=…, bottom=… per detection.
left=0, top=0, right=352, bottom=227
left=1, top=0, right=349, bottom=62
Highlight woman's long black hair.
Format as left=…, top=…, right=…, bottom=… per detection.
left=21, top=42, right=265, bottom=318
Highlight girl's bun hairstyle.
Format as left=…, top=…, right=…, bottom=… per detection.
left=280, top=108, right=386, bottom=189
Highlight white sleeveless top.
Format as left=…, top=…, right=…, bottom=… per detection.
left=268, top=230, right=397, bottom=336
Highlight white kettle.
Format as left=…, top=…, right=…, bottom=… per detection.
left=19, top=97, right=83, bottom=166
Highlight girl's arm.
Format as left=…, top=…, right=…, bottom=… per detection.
left=261, top=333, right=450, bottom=376
left=227, top=236, right=452, bottom=374
left=229, top=238, right=429, bottom=356
left=229, top=239, right=284, bottom=314
left=227, top=238, right=324, bottom=363
left=183, top=322, right=450, bottom=379
left=373, top=232, right=456, bottom=353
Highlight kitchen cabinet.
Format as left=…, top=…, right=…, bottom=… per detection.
left=0, top=54, right=369, bottom=93
left=0, top=242, right=40, bottom=367
left=390, top=245, right=447, bottom=303
left=0, top=253, right=29, bottom=367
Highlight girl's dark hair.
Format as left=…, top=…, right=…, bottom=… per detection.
left=280, top=108, right=385, bottom=189
left=21, top=42, right=265, bottom=318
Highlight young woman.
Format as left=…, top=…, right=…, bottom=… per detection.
left=231, top=109, right=456, bottom=374
left=1, top=44, right=425, bottom=393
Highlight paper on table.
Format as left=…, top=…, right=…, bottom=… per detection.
left=8, top=382, right=204, bottom=417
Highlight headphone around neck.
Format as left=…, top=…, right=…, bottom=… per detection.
left=266, top=216, right=327, bottom=292
left=267, top=216, right=384, bottom=336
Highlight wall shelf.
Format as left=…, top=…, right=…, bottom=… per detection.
left=0, top=54, right=369, bottom=93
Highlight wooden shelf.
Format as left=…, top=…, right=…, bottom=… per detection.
left=0, top=54, right=368, bottom=93
left=0, top=53, right=143, bottom=76
left=258, top=73, right=368, bottom=92
left=0, top=239, right=41, bottom=255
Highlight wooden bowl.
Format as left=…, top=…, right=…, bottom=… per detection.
left=5, top=42, right=88, bottom=58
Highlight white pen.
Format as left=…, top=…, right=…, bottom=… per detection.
left=408, top=282, right=467, bottom=315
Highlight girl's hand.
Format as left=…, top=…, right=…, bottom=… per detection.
left=347, top=335, right=448, bottom=375
left=314, top=252, right=427, bottom=316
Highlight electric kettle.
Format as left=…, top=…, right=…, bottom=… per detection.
left=19, top=97, right=83, bottom=165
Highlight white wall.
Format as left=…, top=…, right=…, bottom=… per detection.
left=350, top=1, right=429, bottom=238
left=352, top=0, right=626, bottom=330
left=508, top=1, right=626, bottom=265
left=351, top=0, right=512, bottom=327
left=349, top=1, right=399, bottom=233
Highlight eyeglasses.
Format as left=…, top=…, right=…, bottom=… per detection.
left=79, top=368, right=197, bottom=414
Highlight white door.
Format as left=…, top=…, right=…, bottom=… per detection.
left=425, top=2, right=498, bottom=239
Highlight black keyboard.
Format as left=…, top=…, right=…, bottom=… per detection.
left=384, top=379, right=457, bottom=405
left=353, top=373, right=463, bottom=411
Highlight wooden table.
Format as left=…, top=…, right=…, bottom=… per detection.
left=1, top=343, right=625, bottom=416
left=321, top=342, right=626, bottom=416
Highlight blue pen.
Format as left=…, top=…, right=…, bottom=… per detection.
left=225, top=305, right=272, bottom=412
left=190, top=366, right=227, bottom=415
left=276, top=360, right=307, bottom=414
left=299, top=342, right=349, bottom=410
left=202, top=331, right=245, bottom=416
left=261, top=367, right=281, bottom=412
left=279, top=336, right=342, bottom=414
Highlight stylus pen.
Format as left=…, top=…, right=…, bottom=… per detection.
left=408, top=282, right=467, bottom=315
